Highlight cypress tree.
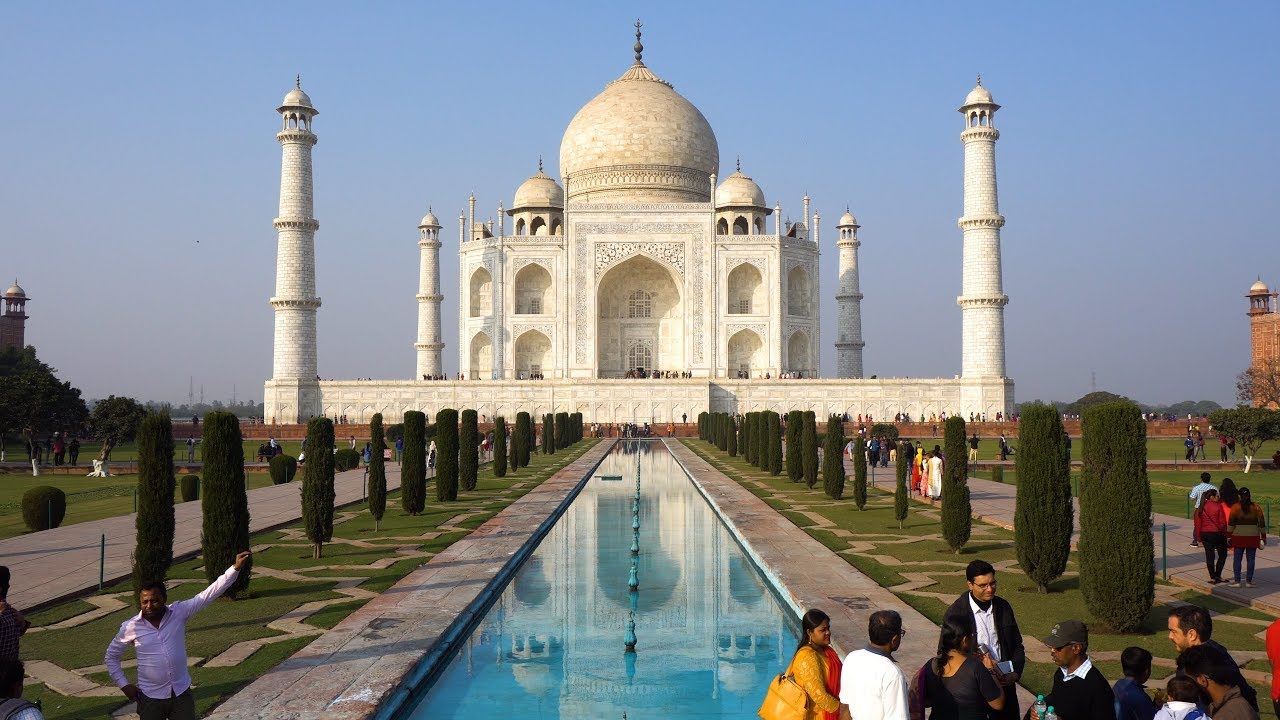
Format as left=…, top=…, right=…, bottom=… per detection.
left=516, top=411, right=532, bottom=468
left=895, top=440, right=910, bottom=528
left=436, top=408, right=459, bottom=501
left=554, top=411, right=567, bottom=450
left=822, top=415, right=846, bottom=499
left=1014, top=402, right=1072, bottom=593
left=201, top=411, right=251, bottom=595
left=368, top=413, right=387, bottom=531
left=494, top=416, right=508, bottom=477
left=460, top=409, right=479, bottom=491
left=698, top=411, right=707, bottom=440
left=755, top=412, right=768, bottom=468
left=727, top=415, right=738, bottom=457
left=740, top=412, right=752, bottom=463
left=717, top=413, right=730, bottom=451
left=133, top=411, right=175, bottom=599
left=572, top=412, right=583, bottom=442
left=543, top=414, right=554, bottom=454
left=1080, top=401, right=1152, bottom=631
left=300, top=416, right=336, bottom=559
left=802, top=411, right=819, bottom=489
left=767, top=412, right=783, bottom=476
left=786, top=410, right=804, bottom=482
left=941, top=416, right=971, bottom=553
left=852, top=436, right=868, bottom=509
left=401, top=410, right=426, bottom=515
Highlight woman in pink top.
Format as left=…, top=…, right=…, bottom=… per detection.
left=1197, top=488, right=1229, bottom=584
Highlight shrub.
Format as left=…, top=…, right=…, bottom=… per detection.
left=822, top=415, right=846, bottom=499
left=334, top=448, right=361, bottom=472
left=802, top=411, right=819, bottom=489
left=401, top=411, right=426, bottom=515
left=852, top=437, right=868, bottom=510
left=750, top=413, right=762, bottom=467
left=786, top=411, right=804, bottom=482
left=179, top=475, right=200, bottom=502
left=754, top=412, right=768, bottom=468
left=766, top=412, right=783, bottom=476
left=554, top=411, right=569, bottom=450
left=941, top=416, right=971, bottom=553
left=300, top=416, right=336, bottom=559
left=1014, top=402, right=1072, bottom=593
left=494, top=417, right=508, bottom=477
left=367, top=413, right=387, bottom=531
left=895, top=441, right=909, bottom=528
left=515, top=412, right=532, bottom=469
left=869, top=423, right=900, bottom=441
left=991, top=465, right=1004, bottom=483
left=727, top=415, right=738, bottom=457
left=460, top=409, right=479, bottom=492
left=739, top=414, right=750, bottom=461
left=436, top=409, right=459, bottom=501
left=22, top=485, right=66, bottom=531
left=698, top=412, right=708, bottom=441
left=201, top=411, right=251, bottom=595
left=134, top=412, right=176, bottom=597
left=1080, top=401, right=1152, bottom=631
left=384, top=423, right=404, bottom=444
left=716, top=413, right=729, bottom=452
left=269, top=454, right=297, bottom=484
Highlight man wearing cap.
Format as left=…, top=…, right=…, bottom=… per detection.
left=943, top=560, right=1024, bottom=720
left=1034, top=620, right=1115, bottom=720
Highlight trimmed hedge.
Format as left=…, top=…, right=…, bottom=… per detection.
left=401, top=411, right=427, bottom=515
left=436, top=408, right=459, bottom=501
left=269, top=454, right=298, bottom=484
left=785, top=411, right=803, bottom=483
left=22, top=485, right=66, bottom=531
left=334, top=448, right=360, bottom=472
left=766, top=412, right=783, bottom=476
left=179, top=475, right=200, bottom=502
left=494, top=417, right=508, bottom=477
left=802, top=411, right=818, bottom=489
left=515, top=412, right=531, bottom=470
left=460, top=409, right=479, bottom=492
left=822, top=415, right=846, bottom=499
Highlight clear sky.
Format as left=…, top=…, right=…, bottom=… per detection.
left=2, top=1, right=1275, bottom=407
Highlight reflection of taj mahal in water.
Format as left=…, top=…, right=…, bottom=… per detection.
left=264, top=26, right=1014, bottom=424
left=412, top=445, right=794, bottom=716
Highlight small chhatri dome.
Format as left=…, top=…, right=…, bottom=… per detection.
left=279, top=75, right=316, bottom=112
left=838, top=210, right=858, bottom=227
left=512, top=161, right=565, bottom=209
left=715, top=165, right=765, bottom=208
left=962, top=74, right=995, bottom=107
left=419, top=208, right=440, bottom=228
left=1250, top=278, right=1269, bottom=293
left=4, top=280, right=25, bottom=298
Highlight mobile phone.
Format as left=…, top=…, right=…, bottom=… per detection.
left=998, top=660, right=1014, bottom=674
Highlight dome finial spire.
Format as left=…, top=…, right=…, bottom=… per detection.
left=538, top=154, right=543, bottom=173
left=634, top=18, right=644, bottom=65
left=736, top=155, right=741, bottom=172
left=976, top=73, right=982, bottom=86
left=296, top=74, right=301, bottom=89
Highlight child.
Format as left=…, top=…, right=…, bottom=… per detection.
left=1114, top=647, right=1158, bottom=720
left=1153, top=676, right=1206, bottom=720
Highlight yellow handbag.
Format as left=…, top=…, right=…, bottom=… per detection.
left=757, top=671, right=808, bottom=720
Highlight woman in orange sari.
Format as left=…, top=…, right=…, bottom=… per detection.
left=786, top=609, right=843, bottom=720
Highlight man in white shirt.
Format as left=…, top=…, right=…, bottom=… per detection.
left=105, top=551, right=251, bottom=720
left=839, top=610, right=908, bottom=720
left=1187, top=472, right=1215, bottom=547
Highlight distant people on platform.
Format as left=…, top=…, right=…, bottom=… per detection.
left=420, top=374, right=448, bottom=380
left=624, top=368, right=694, bottom=379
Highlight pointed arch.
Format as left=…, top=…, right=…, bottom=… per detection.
left=726, top=329, right=765, bottom=377
left=787, top=265, right=812, bottom=317
left=514, top=263, right=553, bottom=315
left=726, top=262, right=764, bottom=315
left=469, top=267, right=493, bottom=317
left=469, top=331, right=493, bottom=380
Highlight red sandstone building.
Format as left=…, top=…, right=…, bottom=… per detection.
left=1248, top=278, right=1280, bottom=406
left=0, top=281, right=29, bottom=351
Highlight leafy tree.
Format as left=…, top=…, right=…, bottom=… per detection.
left=1065, top=390, right=1131, bottom=418
left=766, top=412, right=783, bottom=476
left=852, top=437, right=868, bottom=510
left=90, top=395, right=148, bottom=464
left=0, top=347, right=88, bottom=468
left=802, top=411, right=819, bottom=489
left=133, top=412, right=175, bottom=598
left=201, top=411, right=251, bottom=594
left=460, top=409, right=479, bottom=491
left=401, top=411, right=426, bottom=514
left=1079, top=401, right=1153, bottom=631
left=941, top=416, right=971, bottom=553
left=894, top=441, right=909, bottom=528
left=368, top=413, right=387, bottom=531
left=1014, top=403, right=1072, bottom=592
left=786, top=411, right=804, bottom=482
left=300, top=416, right=336, bottom=559
left=436, top=409, right=460, bottom=501
left=869, top=423, right=900, bottom=441
left=494, top=416, right=508, bottom=477
left=822, top=415, right=846, bottom=499
left=1208, top=406, right=1280, bottom=473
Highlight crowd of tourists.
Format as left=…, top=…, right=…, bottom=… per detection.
left=764, top=560, right=1275, bottom=720
left=1189, top=473, right=1267, bottom=589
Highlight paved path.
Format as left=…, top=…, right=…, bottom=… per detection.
left=0, top=466, right=401, bottom=612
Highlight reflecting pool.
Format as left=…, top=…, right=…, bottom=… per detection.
left=404, top=440, right=799, bottom=719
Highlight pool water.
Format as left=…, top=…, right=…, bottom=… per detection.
left=404, top=440, right=800, bottom=719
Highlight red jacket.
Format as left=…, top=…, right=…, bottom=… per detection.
left=1199, top=499, right=1229, bottom=534
left=1267, top=618, right=1280, bottom=700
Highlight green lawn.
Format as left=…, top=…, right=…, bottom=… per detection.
left=4, top=439, right=309, bottom=465
left=683, top=439, right=1277, bottom=719
left=18, top=439, right=599, bottom=720
left=0, top=473, right=275, bottom=540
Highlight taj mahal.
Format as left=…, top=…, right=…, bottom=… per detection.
left=263, top=27, right=1014, bottom=425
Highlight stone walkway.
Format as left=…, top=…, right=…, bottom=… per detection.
left=0, top=466, right=400, bottom=612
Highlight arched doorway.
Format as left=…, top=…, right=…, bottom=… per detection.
left=726, top=262, right=763, bottom=315
left=469, top=331, right=492, bottom=379
left=514, top=330, right=551, bottom=378
left=787, top=266, right=811, bottom=317
left=514, top=263, right=552, bottom=315
left=470, top=267, right=492, bottom=317
left=726, top=329, right=765, bottom=378
left=787, top=331, right=811, bottom=375
left=596, top=255, right=683, bottom=377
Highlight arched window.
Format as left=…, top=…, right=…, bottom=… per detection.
left=515, top=218, right=526, bottom=236
left=970, top=113, right=978, bottom=128
left=627, top=343, right=653, bottom=373
left=550, top=219, right=562, bottom=235
left=753, top=218, right=762, bottom=234
left=530, top=217, right=547, bottom=235
left=733, top=217, right=748, bottom=235
left=717, top=218, right=729, bottom=235
left=628, top=290, right=652, bottom=318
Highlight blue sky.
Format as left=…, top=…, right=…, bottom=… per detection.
left=1, top=1, right=1275, bottom=407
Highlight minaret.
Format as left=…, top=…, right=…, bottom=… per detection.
left=835, top=210, right=864, bottom=378
left=957, top=75, right=1008, bottom=378
left=269, top=78, right=321, bottom=396
left=415, top=209, right=444, bottom=379
left=0, top=280, right=30, bottom=352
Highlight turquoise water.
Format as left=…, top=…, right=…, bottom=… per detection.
left=404, top=441, right=800, bottom=719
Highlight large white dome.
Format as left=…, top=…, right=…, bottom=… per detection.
left=559, top=61, right=719, bottom=203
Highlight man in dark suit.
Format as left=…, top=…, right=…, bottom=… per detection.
left=942, top=559, right=1025, bottom=720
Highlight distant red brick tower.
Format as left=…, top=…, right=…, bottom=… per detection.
left=1248, top=278, right=1280, bottom=406
left=0, top=280, right=28, bottom=351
